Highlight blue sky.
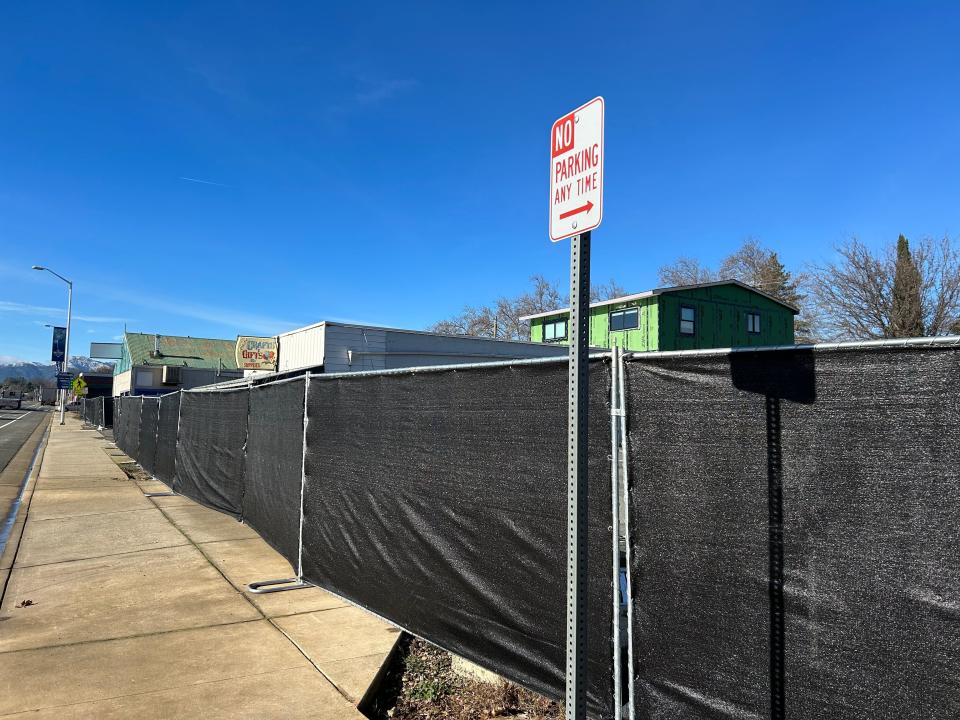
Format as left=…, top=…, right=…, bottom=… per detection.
left=2, top=2, right=959, bottom=362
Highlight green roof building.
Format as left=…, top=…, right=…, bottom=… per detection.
left=520, top=280, right=798, bottom=352
left=112, top=332, right=243, bottom=396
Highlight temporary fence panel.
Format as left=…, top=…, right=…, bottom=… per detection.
left=301, top=361, right=615, bottom=719
left=624, top=345, right=960, bottom=720
left=114, top=398, right=124, bottom=452
left=138, top=398, right=160, bottom=477
left=117, top=396, right=142, bottom=459
left=102, top=395, right=113, bottom=428
left=127, top=395, right=142, bottom=460
left=243, top=377, right=305, bottom=567
left=174, top=388, right=249, bottom=518
left=115, top=397, right=128, bottom=454
left=154, top=392, right=181, bottom=487
left=112, top=398, right=122, bottom=447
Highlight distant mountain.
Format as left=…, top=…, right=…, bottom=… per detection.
left=0, top=356, right=115, bottom=383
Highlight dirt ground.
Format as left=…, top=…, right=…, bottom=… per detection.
left=368, top=637, right=563, bottom=720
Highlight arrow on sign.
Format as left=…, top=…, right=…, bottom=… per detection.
left=558, top=200, right=594, bottom=220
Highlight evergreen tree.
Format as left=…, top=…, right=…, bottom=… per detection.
left=715, top=240, right=815, bottom=340
left=756, top=252, right=813, bottom=339
left=890, top=234, right=924, bottom=337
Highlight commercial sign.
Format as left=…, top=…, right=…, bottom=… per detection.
left=90, top=342, right=123, bottom=360
left=51, top=326, right=66, bottom=363
left=235, top=336, right=279, bottom=371
left=549, top=96, right=604, bottom=242
left=56, top=372, right=75, bottom=390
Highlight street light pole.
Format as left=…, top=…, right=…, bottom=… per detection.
left=32, top=265, right=73, bottom=426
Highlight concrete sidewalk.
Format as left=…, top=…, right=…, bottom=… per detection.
left=0, top=415, right=399, bottom=719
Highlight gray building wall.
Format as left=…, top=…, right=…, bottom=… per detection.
left=322, top=323, right=568, bottom=373
left=272, top=321, right=569, bottom=376
left=125, top=365, right=243, bottom=395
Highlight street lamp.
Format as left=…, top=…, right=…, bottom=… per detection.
left=32, top=265, right=73, bottom=426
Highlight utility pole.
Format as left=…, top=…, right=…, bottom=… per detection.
left=33, top=265, right=73, bottom=425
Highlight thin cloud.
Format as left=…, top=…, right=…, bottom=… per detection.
left=355, top=77, right=417, bottom=105
left=95, top=290, right=302, bottom=336
left=0, top=300, right=126, bottom=323
left=328, top=75, right=418, bottom=117
left=179, top=176, right=232, bottom=188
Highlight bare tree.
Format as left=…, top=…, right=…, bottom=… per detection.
left=591, top=278, right=627, bottom=303
left=917, top=236, right=960, bottom=335
left=659, top=239, right=817, bottom=341
left=809, top=235, right=960, bottom=340
left=657, top=257, right=717, bottom=286
left=429, top=274, right=626, bottom=341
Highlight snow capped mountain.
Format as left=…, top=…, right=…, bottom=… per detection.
left=0, top=356, right=115, bottom=382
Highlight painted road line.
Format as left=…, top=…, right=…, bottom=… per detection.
left=0, top=414, right=29, bottom=430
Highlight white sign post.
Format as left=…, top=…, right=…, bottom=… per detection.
left=550, top=96, right=604, bottom=242
left=549, top=96, right=604, bottom=720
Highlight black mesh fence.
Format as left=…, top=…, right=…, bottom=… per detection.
left=112, top=398, right=122, bottom=447
left=301, top=361, right=615, bottom=719
left=243, top=378, right=305, bottom=567
left=102, top=395, right=113, bottom=428
left=115, top=397, right=126, bottom=453
left=138, top=398, right=160, bottom=477
left=155, top=392, right=180, bottom=487
left=624, top=346, right=960, bottom=720
left=174, top=388, right=249, bottom=518
left=115, top=396, right=138, bottom=457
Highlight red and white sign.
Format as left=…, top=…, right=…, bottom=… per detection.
left=549, top=96, right=604, bottom=242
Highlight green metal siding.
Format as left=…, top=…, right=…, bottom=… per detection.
left=529, top=298, right=659, bottom=350
left=657, top=285, right=794, bottom=351
left=588, top=297, right=658, bottom=350
left=527, top=282, right=795, bottom=352
left=114, top=339, right=132, bottom=376
left=117, top=333, right=240, bottom=372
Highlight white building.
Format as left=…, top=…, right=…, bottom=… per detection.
left=244, top=321, right=568, bottom=378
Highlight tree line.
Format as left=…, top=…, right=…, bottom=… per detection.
left=428, top=234, right=960, bottom=343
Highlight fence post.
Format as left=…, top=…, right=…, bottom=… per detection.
left=610, top=344, right=622, bottom=717
left=617, top=348, right=635, bottom=720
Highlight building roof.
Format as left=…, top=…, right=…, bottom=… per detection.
left=518, top=279, right=800, bottom=321
left=125, top=332, right=239, bottom=370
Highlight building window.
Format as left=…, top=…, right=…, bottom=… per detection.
left=746, top=311, right=761, bottom=334
left=609, top=307, right=639, bottom=332
left=543, top=318, right=567, bottom=342
left=135, top=370, right=153, bottom=388
left=680, top=305, right=696, bottom=336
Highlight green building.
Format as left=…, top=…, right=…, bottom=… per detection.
left=521, top=280, right=798, bottom=351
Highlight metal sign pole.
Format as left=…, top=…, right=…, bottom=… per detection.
left=566, top=230, right=591, bottom=720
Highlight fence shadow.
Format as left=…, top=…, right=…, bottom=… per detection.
left=730, top=349, right=816, bottom=720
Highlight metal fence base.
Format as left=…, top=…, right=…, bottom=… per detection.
left=248, top=577, right=311, bottom=594
left=143, top=491, right=176, bottom=497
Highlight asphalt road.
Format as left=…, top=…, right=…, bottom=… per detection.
left=0, top=403, right=49, bottom=475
